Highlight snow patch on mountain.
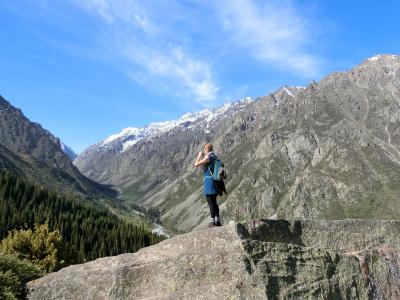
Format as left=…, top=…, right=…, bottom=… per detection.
left=368, top=55, right=380, bottom=62
left=282, top=87, right=294, bottom=97
left=367, top=54, right=399, bottom=62
left=102, top=128, right=143, bottom=145
left=269, top=86, right=306, bottom=108
left=121, top=139, right=143, bottom=152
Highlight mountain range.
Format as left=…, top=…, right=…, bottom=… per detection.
left=2, top=54, right=400, bottom=299
left=74, top=54, right=400, bottom=233
left=0, top=95, right=115, bottom=198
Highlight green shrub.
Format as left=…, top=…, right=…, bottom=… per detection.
left=0, top=270, right=20, bottom=300
left=0, top=223, right=73, bottom=273
left=0, top=254, right=42, bottom=300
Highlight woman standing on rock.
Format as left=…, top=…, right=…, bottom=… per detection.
left=194, top=143, right=222, bottom=227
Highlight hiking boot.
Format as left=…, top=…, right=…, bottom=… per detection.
left=208, top=222, right=215, bottom=228
left=215, top=221, right=222, bottom=227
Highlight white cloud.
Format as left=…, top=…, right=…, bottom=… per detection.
left=117, top=36, right=220, bottom=104
left=70, top=0, right=220, bottom=105
left=216, top=0, right=321, bottom=77
left=66, top=0, right=322, bottom=103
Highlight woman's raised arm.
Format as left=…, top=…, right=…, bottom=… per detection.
left=194, top=152, right=210, bottom=167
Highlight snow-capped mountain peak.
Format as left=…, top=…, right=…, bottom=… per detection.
left=99, top=97, right=255, bottom=153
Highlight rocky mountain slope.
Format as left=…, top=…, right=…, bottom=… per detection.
left=28, top=219, right=400, bottom=299
left=0, top=95, right=115, bottom=197
left=75, top=54, right=400, bottom=233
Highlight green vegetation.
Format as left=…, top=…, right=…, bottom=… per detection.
left=0, top=224, right=68, bottom=299
left=0, top=223, right=79, bottom=299
left=0, top=254, right=43, bottom=300
left=122, top=176, right=150, bottom=204
left=0, top=170, right=164, bottom=261
left=1, top=223, right=75, bottom=273
left=0, top=170, right=165, bottom=299
left=343, top=184, right=400, bottom=220
left=98, top=198, right=152, bottom=228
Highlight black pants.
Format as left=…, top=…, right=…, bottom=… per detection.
left=206, top=194, right=219, bottom=218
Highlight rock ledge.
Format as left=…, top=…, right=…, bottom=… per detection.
left=28, top=219, right=400, bottom=299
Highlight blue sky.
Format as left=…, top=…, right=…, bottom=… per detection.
left=0, top=0, right=399, bottom=153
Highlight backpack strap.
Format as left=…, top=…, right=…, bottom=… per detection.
left=207, top=153, right=215, bottom=176
left=208, top=165, right=213, bottom=176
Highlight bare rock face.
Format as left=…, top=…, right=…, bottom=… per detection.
left=28, top=219, right=400, bottom=299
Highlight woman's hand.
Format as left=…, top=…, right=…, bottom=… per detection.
left=194, top=151, right=208, bottom=167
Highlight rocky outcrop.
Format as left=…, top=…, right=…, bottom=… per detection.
left=28, top=219, right=400, bottom=299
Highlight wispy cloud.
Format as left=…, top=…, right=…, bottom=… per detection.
left=70, top=0, right=220, bottom=105
left=121, top=42, right=220, bottom=104
left=46, top=0, right=322, bottom=104
left=216, top=0, right=321, bottom=77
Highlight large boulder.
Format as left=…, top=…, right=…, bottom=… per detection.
left=28, top=219, right=400, bottom=299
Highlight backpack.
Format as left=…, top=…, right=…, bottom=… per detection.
left=208, top=159, right=227, bottom=196
left=209, top=159, right=227, bottom=181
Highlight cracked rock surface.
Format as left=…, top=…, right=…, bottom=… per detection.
left=28, top=219, right=400, bottom=299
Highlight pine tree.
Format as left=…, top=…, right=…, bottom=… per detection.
left=0, top=171, right=164, bottom=262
